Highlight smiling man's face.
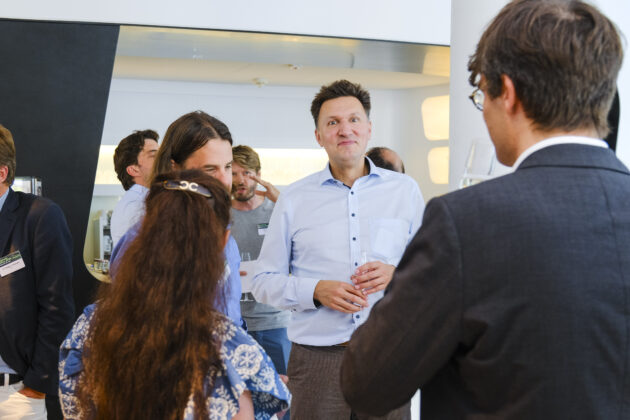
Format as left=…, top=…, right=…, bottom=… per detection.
left=315, top=96, right=371, bottom=170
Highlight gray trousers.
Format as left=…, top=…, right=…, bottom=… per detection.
left=287, top=343, right=411, bottom=420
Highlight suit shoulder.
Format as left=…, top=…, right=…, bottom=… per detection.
left=432, top=172, right=520, bottom=220
left=15, top=193, right=68, bottom=230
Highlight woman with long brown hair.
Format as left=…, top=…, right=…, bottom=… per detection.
left=59, top=170, right=290, bottom=420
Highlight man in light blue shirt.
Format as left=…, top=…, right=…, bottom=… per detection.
left=252, top=80, right=424, bottom=419
left=110, top=129, right=159, bottom=247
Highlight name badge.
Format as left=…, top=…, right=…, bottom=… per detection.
left=0, top=250, right=26, bottom=277
left=257, top=223, right=269, bottom=236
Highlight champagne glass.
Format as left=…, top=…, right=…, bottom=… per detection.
left=240, top=252, right=253, bottom=302
left=459, top=140, right=497, bottom=188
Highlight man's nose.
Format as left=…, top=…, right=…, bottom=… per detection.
left=216, top=169, right=232, bottom=189
left=338, top=120, right=353, bottom=135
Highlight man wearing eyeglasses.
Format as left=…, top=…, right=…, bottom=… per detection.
left=341, top=1, right=629, bottom=420
left=252, top=80, right=424, bottom=419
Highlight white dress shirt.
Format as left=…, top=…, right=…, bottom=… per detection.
left=110, top=184, right=148, bottom=247
left=252, top=159, right=424, bottom=346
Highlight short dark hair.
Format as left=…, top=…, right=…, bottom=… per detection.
left=366, top=147, right=405, bottom=173
left=310, top=80, right=371, bottom=127
left=113, top=130, right=159, bottom=190
left=468, top=0, right=623, bottom=137
left=0, top=124, right=16, bottom=186
left=152, top=111, right=233, bottom=182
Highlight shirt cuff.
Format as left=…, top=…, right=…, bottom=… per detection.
left=296, top=277, right=321, bottom=310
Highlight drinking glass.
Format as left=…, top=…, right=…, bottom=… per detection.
left=240, top=252, right=254, bottom=302
left=459, top=140, right=497, bottom=188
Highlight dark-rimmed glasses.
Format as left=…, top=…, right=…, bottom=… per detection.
left=469, top=88, right=484, bottom=111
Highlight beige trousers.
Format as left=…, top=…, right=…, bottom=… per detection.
left=0, top=378, right=47, bottom=420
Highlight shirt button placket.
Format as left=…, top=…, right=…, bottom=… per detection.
left=349, top=188, right=361, bottom=285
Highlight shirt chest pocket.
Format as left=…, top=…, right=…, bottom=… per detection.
left=368, top=218, right=410, bottom=265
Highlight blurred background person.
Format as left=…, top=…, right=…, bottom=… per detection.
left=59, top=170, right=290, bottom=420
left=366, top=146, right=405, bottom=173
left=110, top=129, right=159, bottom=246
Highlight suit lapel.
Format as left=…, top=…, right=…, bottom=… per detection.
left=0, top=189, right=19, bottom=256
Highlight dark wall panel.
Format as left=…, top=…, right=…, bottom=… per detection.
left=0, top=20, right=119, bottom=313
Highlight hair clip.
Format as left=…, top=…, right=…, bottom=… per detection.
left=162, top=180, right=212, bottom=198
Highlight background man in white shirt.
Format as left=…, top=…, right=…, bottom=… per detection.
left=110, top=129, right=159, bottom=246
left=253, top=80, right=424, bottom=419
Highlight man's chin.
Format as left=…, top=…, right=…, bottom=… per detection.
left=234, top=193, right=255, bottom=202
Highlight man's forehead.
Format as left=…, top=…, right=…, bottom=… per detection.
left=183, top=140, right=232, bottom=168
left=232, top=162, right=254, bottom=171
left=320, top=96, right=366, bottom=117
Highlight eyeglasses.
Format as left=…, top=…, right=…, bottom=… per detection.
left=162, top=180, right=212, bottom=198
left=469, top=88, right=484, bottom=111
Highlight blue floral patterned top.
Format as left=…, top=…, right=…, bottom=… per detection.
left=59, top=304, right=290, bottom=419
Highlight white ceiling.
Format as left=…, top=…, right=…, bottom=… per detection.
left=113, top=26, right=450, bottom=89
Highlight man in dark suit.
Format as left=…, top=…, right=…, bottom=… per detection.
left=341, top=1, right=629, bottom=419
left=0, top=124, right=74, bottom=418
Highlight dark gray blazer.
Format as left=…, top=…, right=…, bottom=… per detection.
left=0, top=189, right=74, bottom=395
left=341, top=144, right=630, bottom=420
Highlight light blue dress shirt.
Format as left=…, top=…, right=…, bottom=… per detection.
left=110, top=184, right=149, bottom=247
left=251, top=159, right=424, bottom=346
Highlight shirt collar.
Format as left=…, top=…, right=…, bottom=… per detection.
left=130, top=183, right=149, bottom=193
left=512, top=135, right=608, bottom=169
left=0, top=187, right=9, bottom=212
left=318, top=157, right=382, bottom=186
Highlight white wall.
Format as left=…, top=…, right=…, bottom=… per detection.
left=0, top=0, right=450, bottom=45
left=450, top=0, right=630, bottom=191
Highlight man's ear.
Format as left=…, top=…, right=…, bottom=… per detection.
left=126, top=164, right=140, bottom=178
left=315, top=128, right=323, bottom=147
left=501, top=74, right=520, bottom=114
